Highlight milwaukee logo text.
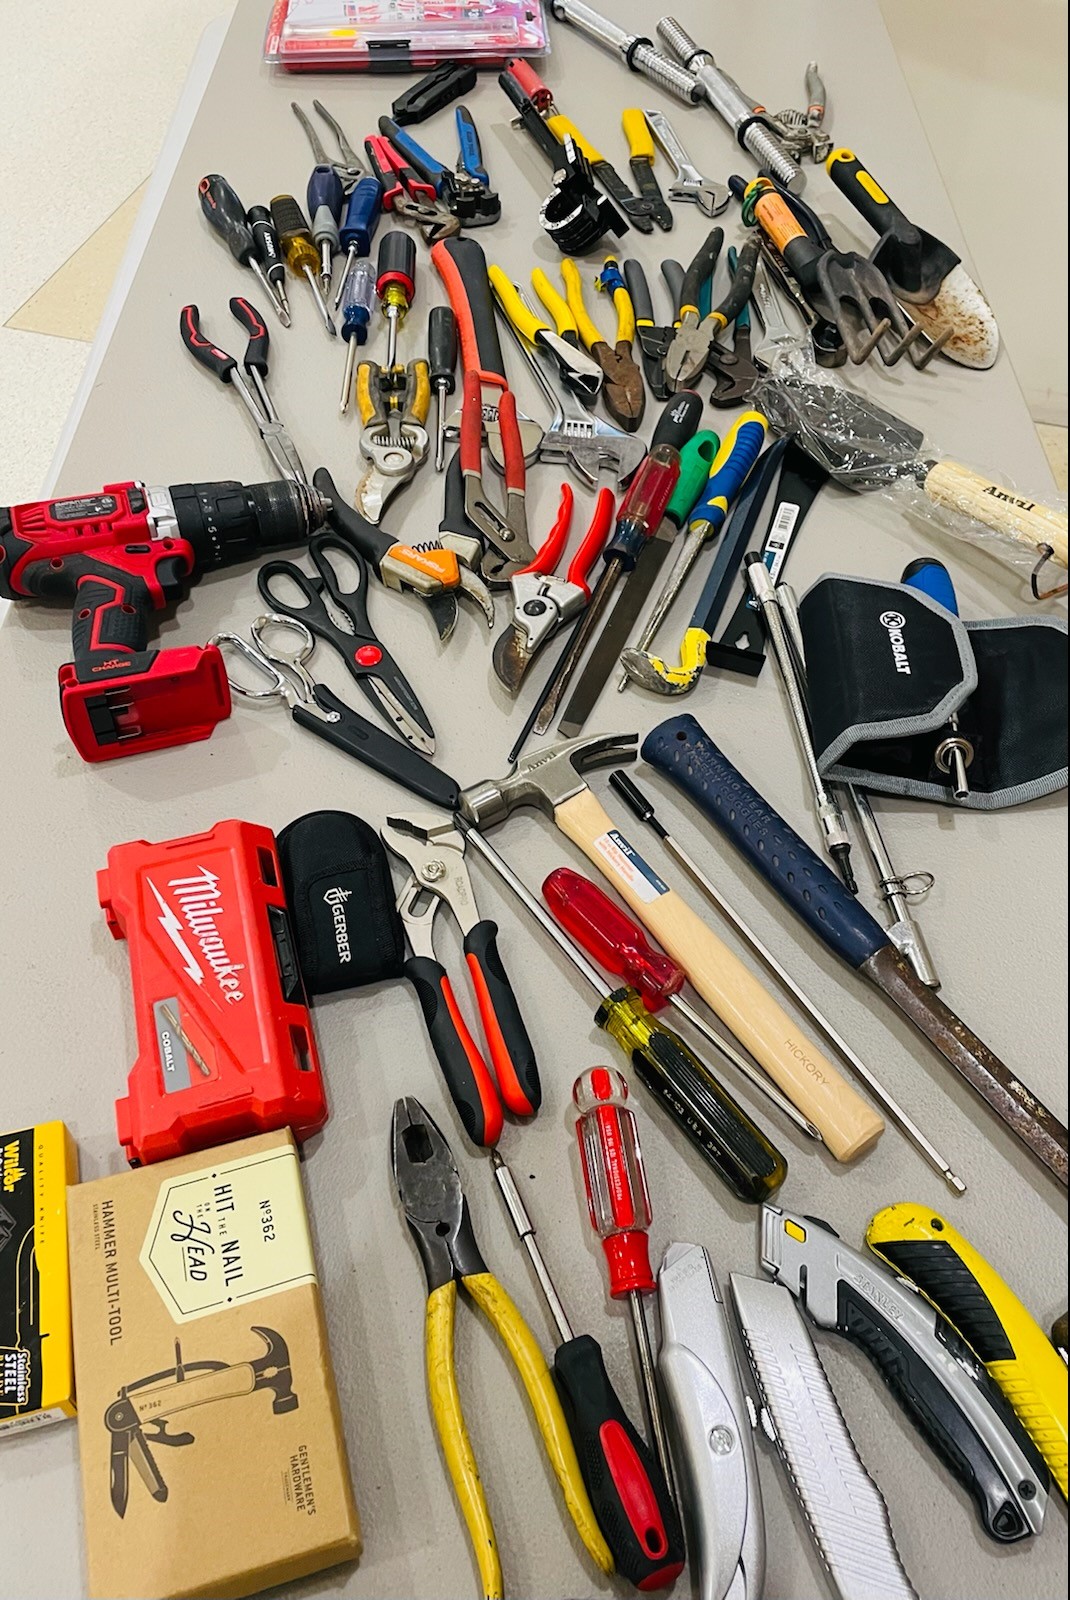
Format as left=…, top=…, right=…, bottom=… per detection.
left=148, top=869, right=246, bottom=1003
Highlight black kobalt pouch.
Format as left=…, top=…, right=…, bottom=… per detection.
left=277, top=810, right=405, bottom=993
left=798, top=573, right=1068, bottom=808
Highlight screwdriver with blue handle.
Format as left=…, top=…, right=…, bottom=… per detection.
left=307, top=164, right=344, bottom=294
left=866, top=1203, right=1068, bottom=1500
left=332, top=175, right=383, bottom=311
left=902, top=556, right=974, bottom=799
left=618, top=410, right=767, bottom=690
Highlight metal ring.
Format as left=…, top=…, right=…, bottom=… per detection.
left=209, top=631, right=290, bottom=701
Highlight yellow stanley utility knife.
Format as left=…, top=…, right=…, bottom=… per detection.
left=867, top=1203, right=1068, bottom=1499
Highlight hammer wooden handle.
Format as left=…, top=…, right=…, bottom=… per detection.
left=554, top=788, right=884, bottom=1161
left=922, top=461, right=1067, bottom=568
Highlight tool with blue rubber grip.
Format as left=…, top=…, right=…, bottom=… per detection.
left=307, top=164, right=344, bottom=293
left=902, top=557, right=973, bottom=798
left=618, top=411, right=767, bottom=691
left=333, top=176, right=383, bottom=310
left=642, top=712, right=1070, bottom=1189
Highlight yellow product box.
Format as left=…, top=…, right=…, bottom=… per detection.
left=67, top=1129, right=361, bottom=1600
left=0, top=1120, right=78, bottom=1434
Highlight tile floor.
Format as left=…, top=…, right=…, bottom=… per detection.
left=0, top=0, right=1065, bottom=505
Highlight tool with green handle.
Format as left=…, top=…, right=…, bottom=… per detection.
left=866, top=1203, right=1068, bottom=1499
left=618, top=411, right=767, bottom=691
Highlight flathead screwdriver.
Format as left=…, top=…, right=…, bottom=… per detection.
left=339, top=258, right=377, bottom=415
left=198, top=175, right=286, bottom=323
left=270, top=194, right=337, bottom=336
left=246, top=205, right=291, bottom=325
left=428, top=305, right=457, bottom=470
left=490, top=1151, right=685, bottom=1589
left=307, top=164, right=344, bottom=293
left=545, top=868, right=822, bottom=1141
left=573, top=1067, right=675, bottom=1495
left=376, top=230, right=416, bottom=368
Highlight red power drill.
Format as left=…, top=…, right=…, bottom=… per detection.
left=0, top=477, right=328, bottom=760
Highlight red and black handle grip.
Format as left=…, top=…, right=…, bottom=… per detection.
left=405, top=955, right=505, bottom=1147
left=228, top=296, right=269, bottom=375
left=70, top=567, right=154, bottom=680
left=463, top=918, right=540, bottom=1118
left=180, top=304, right=236, bottom=383
left=431, top=236, right=507, bottom=382
left=553, top=1333, right=686, bottom=1589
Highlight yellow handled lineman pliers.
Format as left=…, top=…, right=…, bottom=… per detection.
left=533, top=258, right=645, bottom=432
left=391, top=1096, right=613, bottom=1599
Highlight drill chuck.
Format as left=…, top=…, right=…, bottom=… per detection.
left=174, top=479, right=330, bottom=570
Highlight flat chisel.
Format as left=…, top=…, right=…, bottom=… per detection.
left=643, top=714, right=1070, bottom=1189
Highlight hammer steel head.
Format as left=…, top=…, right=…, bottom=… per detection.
left=457, top=730, right=638, bottom=826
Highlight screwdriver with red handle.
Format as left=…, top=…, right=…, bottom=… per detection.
left=546, top=868, right=822, bottom=1143
left=573, top=1066, right=676, bottom=1500
left=490, top=1150, right=685, bottom=1590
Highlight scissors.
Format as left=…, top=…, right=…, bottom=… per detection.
left=211, top=615, right=459, bottom=811
left=257, top=532, right=435, bottom=753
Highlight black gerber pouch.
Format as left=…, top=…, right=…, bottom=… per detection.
left=277, top=809, right=405, bottom=993
left=798, top=574, right=1068, bottom=808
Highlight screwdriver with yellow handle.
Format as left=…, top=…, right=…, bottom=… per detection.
left=620, top=109, right=673, bottom=230
left=268, top=194, right=337, bottom=337
left=544, top=112, right=656, bottom=232
left=866, top=1203, right=1068, bottom=1499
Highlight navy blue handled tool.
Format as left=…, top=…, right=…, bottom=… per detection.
left=902, top=557, right=973, bottom=797
left=641, top=712, right=1069, bottom=1190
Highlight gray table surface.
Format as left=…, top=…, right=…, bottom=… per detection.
left=1, top=2, right=1066, bottom=1596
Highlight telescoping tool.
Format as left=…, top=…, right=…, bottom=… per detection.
left=391, top=1097, right=614, bottom=1598
left=868, top=1204, right=1069, bottom=1499
left=198, top=175, right=289, bottom=326
left=269, top=193, right=337, bottom=335
left=761, top=1204, right=1051, bottom=1542
left=381, top=813, right=538, bottom=1148
left=98, top=820, right=326, bottom=1166
left=0, top=475, right=325, bottom=762
left=491, top=1153, right=685, bottom=1589
left=644, top=713, right=1070, bottom=1189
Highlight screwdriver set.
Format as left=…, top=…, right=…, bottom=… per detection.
left=3, top=10, right=1068, bottom=1600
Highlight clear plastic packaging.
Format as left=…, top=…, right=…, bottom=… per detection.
left=264, top=0, right=550, bottom=71
left=753, top=346, right=1068, bottom=597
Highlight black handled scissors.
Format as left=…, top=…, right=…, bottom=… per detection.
left=258, top=532, right=435, bottom=752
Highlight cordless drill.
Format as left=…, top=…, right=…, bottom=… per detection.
left=0, top=477, right=329, bottom=761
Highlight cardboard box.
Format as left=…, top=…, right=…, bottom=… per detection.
left=0, top=1120, right=78, bottom=1434
left=67, top=1130, right=360, bottom=1599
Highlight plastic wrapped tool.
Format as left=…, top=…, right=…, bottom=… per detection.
left=264, top=0, right=549, bottom=70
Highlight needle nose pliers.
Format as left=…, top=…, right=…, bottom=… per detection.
left=391, top=1097, right=614, bottom=1599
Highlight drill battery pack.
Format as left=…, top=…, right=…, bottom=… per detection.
left=98, top=820, right=328, bottom=1165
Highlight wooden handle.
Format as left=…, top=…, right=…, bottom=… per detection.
left=554, top=789, right=884, bottom=1162
left=923, top=460, right=1068, bottom=568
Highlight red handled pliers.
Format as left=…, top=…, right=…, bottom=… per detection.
left=491, top=482, right=615, bottom=692
left=363, top=135, right=459, bottom=244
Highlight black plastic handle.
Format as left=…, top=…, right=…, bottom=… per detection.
left=246, top=205, right=284, bottom=282
left=622, top=258, right=655, bottom=325
left=873, top=1239, right=1014, bottom=1362
left=680, top=227, right=724, bottom=314
left=432, top=235, right=507, bottom=378
left=712, top=236, right=760, bottom=327
left=661, top=259, right=684, bottom=315
left=836, top=1284, right=1037, bottom=1543
left=293, top=686, right=460, bottom=809
left=429, top=305, right=458, bottom=390
left=229, top=296, right=269, bottom=374
left=179, top=304, right=235, bottom=382
left=553, top=1334, right=685, bottom=1588
left=642, top=714, right=888, bottom=969
left=314, top=468, right=394, bottom=573
left=376, top=229, right=417, bottom=298
left=649, top=389, right=703, bottom=454
left=404, top=954, right=503, bottom=1146
left=826, top=149, right=915, bottom=240
left=462, top=919, right=540, bottom=1118
left=70, top=568, right=152, bottom=679
left=497, top=71, right=563, bottom=163
left=198, top=174, right=255, bottom=264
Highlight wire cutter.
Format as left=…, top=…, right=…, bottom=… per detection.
left=354, top=358, right=431, bottom=523
left=534, top=260, right=644, bottom=431
left=491, top=483, right=615, bottom=693
left=487, top=266, right=603, bottom=403
left=364, top=134, right=460, bottom=245
left=257, top=532, right=435, bottom=752
left=381, top=814, right=538, bottom=1145
left=390, top=1096, right=614, bottom=1599
left=378, top=110, right=502, bottom=228
left=664, top=232, right=761, bottom=391
left=291, top=100, right=365, bottom=192
left=179, top=299, right=310, bottom=487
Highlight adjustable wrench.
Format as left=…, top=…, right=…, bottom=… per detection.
left=644, top=110, right=729, bottom=217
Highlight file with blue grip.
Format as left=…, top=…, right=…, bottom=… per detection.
left=641, top=714, right=890, bottom=970
left=686, top=412, right=767, bottom=536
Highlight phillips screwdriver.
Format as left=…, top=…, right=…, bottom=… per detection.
left=338, top=259, right=377, bottom=415
left=491, top=1151, right=685, bottom=1588
left=456, top=816, right=787, bottom=1206
left=545, top=867, right=822, bottom=1141
left=245, top=204, right=291, bottom=326
left=198, top=175, right=286, bottom=324
left=307, top=163, right=345, bottom=293
left=428, top=305, right=458, bottom=471
left=333, top=175, right=384, bottom=309
left=376, top=230, right=417, bottom=368
left=269, top=194, right=337, bottom=336
left=572, top=1067, right=674, bottom=1495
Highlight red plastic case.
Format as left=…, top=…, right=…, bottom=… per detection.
left=99, top=820, right=328, bottom=1164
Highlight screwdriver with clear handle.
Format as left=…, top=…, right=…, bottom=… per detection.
left=490, top=1151, right=685, bottom=1589
left=572, top=1066, right=676, bottom=1495
left=546, top=867, right=822, bottom=1143
left=338, top=258, right=377, bottom=415
left=269, top=194, right=337, bottom=336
